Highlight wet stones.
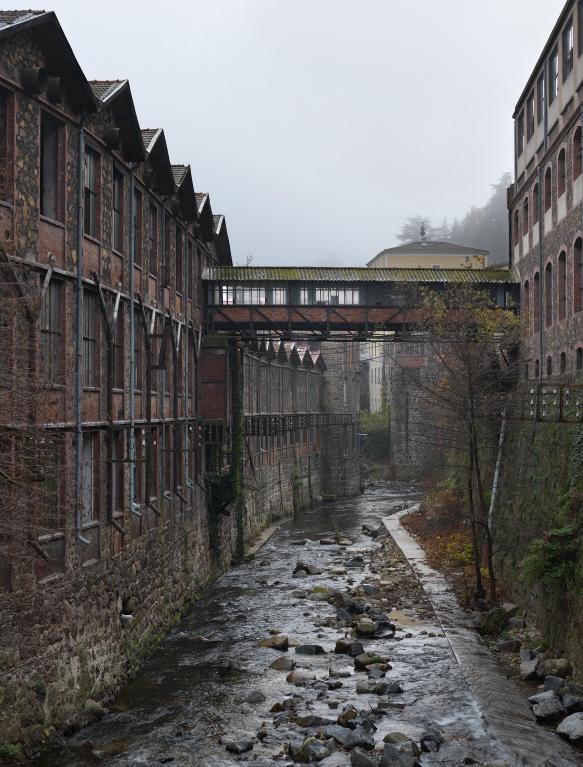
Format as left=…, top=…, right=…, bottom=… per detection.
left=356, top=618, right=375, bottom=636
left=334, top=638, right=364, bottom=656
left=295, top=644, right=326, bottom=655
left=320, top=538, right=336, bottom=546
left=294, top=714, right=336, bottom=727
left=351, top=747, right=381, bottom=767
left=532, top=696, right=565, bottom=722
left=354, top=652, right=388, bottom=670
left=270, top=656, right=295, bottom=671
left=294, top=561, right=323, bottom=576
left=259, top=634, right=289, bottom=651
left=286, top=670, right=316, bottom=686
left=420, top=724, right=443, bottom=753
left=337, top=705, right=359, bottom=726
left=557, top=712, right=583, bottom=744
left=356, top=679, right=403, bottom=695
left=220, top=731, right=254, bottom=754
left=292, top=736, right=335, bottom=763
left=379, top=743, right=420, bottom=766
left=536, top=657, right=572, bottom=679
left=324, top=724, right=375, bottom=750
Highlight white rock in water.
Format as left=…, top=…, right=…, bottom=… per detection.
left=557, top=712, right=583, bottom=743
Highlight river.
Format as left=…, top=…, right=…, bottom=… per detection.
left=36, top=481, right=582, bottom=767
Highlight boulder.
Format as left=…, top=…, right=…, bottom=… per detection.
left=337, top=608, right=353, bottom=624
left=528, top=690, right=556, bottom=705
left=329, top=668, right=352, bottom=679
left=258, top=634, right=289, bottom=651
left=357, top=679, right=402, bottom=695
left=324, top=724, right=374, bottom=750
left=295, top=644, right=326, bottom=655
left=293, top=570, right=309, bottom=579
left=270, top=656, right=295, bottom=671
left=544, top=675, right=568, bottom=693
left=293, top=736, right=335, bottom=763
left=363, top=584, right=380, bottom=595
left=326, top=680, right=343, bottom=690
left=354, top=652, right=386, bottom=670
left=420, top=725, right=443, bottom=753
left=295, top=714, right=336, bottom=727
left=562, top=693, right=583, bottom=714
left=335, top=639, right=364, bottom=656
left=351, top=747, right=381, bottom=767
left=536, top=657, right=572, bottom=679
left=286, top=670, right=316, bottom=686
left=532, top=697, right=565, bottom=722
left=380, top=743, right=419, bottom=766
left=337, top=705, right=359, bottom=726
left=356, top=618, right=376, bottom=636
left=367, top=668, right=386, bottom=679
left=320, top=538, right=336, bottom=546
left=479, top=607, right=507, bottom=636
left=519, top=659, right=538, bottom=681
left=558, top=712, right=583, bottom=744
left=221, top=732, right=254, bottom=754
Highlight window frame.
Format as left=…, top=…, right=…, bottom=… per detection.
left=84, top=146, right=100, bottom=239
left=112, top=166, right=124, bottom=253
left=82, top=290, right=98, bottom=388
left=40, top=278, right=62, bottom=385
left=40, top=111, right=62, bottom=222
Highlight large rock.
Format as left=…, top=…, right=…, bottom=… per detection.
left=286, top=670, right=316, bottom=686
left=557, top=712, right=583, bottom=744
left=258, top=634, right=289, bottom=651
left=519, top=659, right=538, bottom=681
left=357, top=679, right=403, bottom=695
left=528, top=690, right=556, bottom=705
left=337, top=705, right=359, bottom=726
left=420, top=725, right=443, bottom=753
left=354, top=652, right=386, bottom=670
left=351, top=747, right=381, bottom=767
left=335, top=639, right=364, bottom=657
left=295, top=714, right=336, bottom=727
left=532, top=697, right=565, bottom=722
left=479, top=607, right=507, bottom=636
left=293, top=736, right=335, bottom=763
left=380, top=743, right=419, bottom=766
left=296, top=644, right=326, bottom=655
left=561, top=693, right=583, bottom=714
left=324, top=724, right=375, bottom=750
left=270, top=656, right=295, bottom=671
left=544, top=675, right=567, bottom=693
left=356, top=618, right=376, bottom=636
left=536, top=657, right=572, bottom=679
left=221, top=732, right=254, bottom=754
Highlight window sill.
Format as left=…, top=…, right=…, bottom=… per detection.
left=84, top=233, right=101, bottom=246
left=43, top=383, right=65, bottom=391
left=40, top=215, right=65, bottom=229
left=83, top=386, right=100, bottom=392
left=113, top=387, right=124, bottom=393
left=81, top=520, right=99, bottom=531
left=112, top=248, right=125, bottom=258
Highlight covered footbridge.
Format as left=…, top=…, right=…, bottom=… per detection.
left=203, top=266, right=519, bottom=340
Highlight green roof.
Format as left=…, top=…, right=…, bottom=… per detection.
left=203, top=266, right=518, bottom=284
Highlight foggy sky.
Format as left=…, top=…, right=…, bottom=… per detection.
left=10, top=0, right=562, bottom=265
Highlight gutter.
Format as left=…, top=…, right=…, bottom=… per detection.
left=75, top=113, right=89, bottom=545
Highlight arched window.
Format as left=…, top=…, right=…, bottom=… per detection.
left=575, top=238, right=583, bottom=313
left=545, top=262, right=553, bottom=327
left=533, top=271, right=540, bottom=329
left=558, top=149, right=567, bottom=197
left=523, top=280, right=530, bottom=325
left=535, top=359, right=540, bottom=378
left=577, top=348, right=583, bottom=371
left=533, top=184, right=540, bottom=224
left=575, top=127, right=582, bottom=179
left=545, top=166, right=552, bottom=211
left=513, top=210, right=520, bottom=245
left=560, top=352, right=567, bottom=374
left=558, top=251, right=567, bottom=321
left=547, top=356, right=553, bottom=376
left=523, top=197, right=529, bottom=236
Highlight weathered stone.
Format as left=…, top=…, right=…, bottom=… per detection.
left=532, top=697, right=565, bottom=722
left=363, top=584, right=380, bottom=595
left=380, top=742, right=419, bottom=766
left=335, top=638, right=364, bottom=656
left=295, top=644, right=326, bottom=655
left=558, top=713, right=583, bottom=743
left=324, top=724, right=375, bottom=750
left=286, top=670, right=316, bottom=686
left=293, top=736, right=334, bottom=763
left=351, top=747, right=381, bottom=767
left=528, top=690, right=556, bottom=705
left=258, top=634, right=289, bottom=651
left=337, top=705, right=359, bottom=726
left=354, top=652, right=385, bottom=670
left=295, top=714, right=336, bottom=727
left=519, top=659, right=538, bottom=681
left=320, top=538, right=336, bottom=546
left=270, top=656, right=295, bottom=671
left=536, top=657, right=572, bottom=679
left=356, top=618, right=376, bottom=636
left=420, top=725, right=443, bottom=753
left=221, top=732, right=254, bottom=754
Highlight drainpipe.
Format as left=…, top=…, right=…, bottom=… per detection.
left=538, top=164, right=544, bottom=384
left=129, top=165, right=138, bottom=516
left=75, top=113, right=89, bottom=545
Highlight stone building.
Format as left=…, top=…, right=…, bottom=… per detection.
left=0, top=10, right=361, bottom=751
left=510, top=0, right=583, bottom=380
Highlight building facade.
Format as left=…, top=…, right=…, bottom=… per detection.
left=510, top=0, right=583, bottom=380
left=0, top=11, right=361, bottom=751
left=367, top=240, right=488, bottom=270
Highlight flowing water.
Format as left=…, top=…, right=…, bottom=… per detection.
left=36, top=482, right=583, bottom=767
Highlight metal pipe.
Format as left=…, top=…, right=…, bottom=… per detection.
left=129, top=166, right=139, bottom=517
left=75, top=113, right=89, bottom=545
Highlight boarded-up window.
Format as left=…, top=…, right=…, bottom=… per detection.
left=148, top=203, right=158, bottom=275
left=112, top=168, right=124, bottom=252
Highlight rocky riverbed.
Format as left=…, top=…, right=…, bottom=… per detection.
left=35, top=482, right=582, bottom=767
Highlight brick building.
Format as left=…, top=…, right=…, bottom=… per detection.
left=0, top=10, right=361, bottom=750
left=510, top=0, right=583, bottom=380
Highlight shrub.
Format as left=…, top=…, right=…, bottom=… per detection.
left=521, top=525, right=582, bottom=592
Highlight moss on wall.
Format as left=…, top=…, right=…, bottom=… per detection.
left=494, top=419, right=583, bottom=671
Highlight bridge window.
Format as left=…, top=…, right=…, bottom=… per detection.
left=214, top=285, right=234, bottom=304
left=270, top=284, right=288, bottom=305
left=313, top=285, right=360, bottom=305
left=235, top=285, right=266, bottom=305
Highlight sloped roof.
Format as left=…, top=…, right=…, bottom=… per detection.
left=195, top=192, right=208, bottom=213
left=0, top=10, right=96, bottom=112
left=172, top=164, right=188, bottom=186
left=373, top=241, right=488, bottom=257
left=90, top=80, right=124, bottom=102
left=141, top=128, right=160, bottom=153
left=203, top=266, right=517, bottom=284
